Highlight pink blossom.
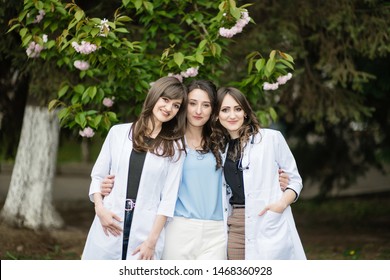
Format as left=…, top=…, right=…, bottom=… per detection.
left=33, top=10, right=45, bottom=24
left=26, top=42, right=43, bottom=58
left=97, top=18, right=110, bottom=37
left=219, top=10, right=251, bottom=38
left=72, top=41, right=98, bottom=55
left=168, top=73, right=183, bottom=83
left=219, top=27, right=234, bottom=38
left=102, top=97, right=115, bottom=107
left=263, top=82, right=279, bottom=91
left=42, top=34, right=48, bottom=43
left=79, top=127, right=95, bottom=138
left=181, top=66, right=199, bottom=78
left=74, top=60, right=90, bottom=71
left=277, top=73, right=293, bottom=85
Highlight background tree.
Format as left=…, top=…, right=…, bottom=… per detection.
left=0, top=0, right=29, bottom=161
left=225, top=0, right=390, bottom=198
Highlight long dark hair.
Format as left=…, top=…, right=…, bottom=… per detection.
left=211, top=86, right=260, bottom=168
left=132, top=76, right=188, bottom=157
left=186, top=79, right=218, bottom=156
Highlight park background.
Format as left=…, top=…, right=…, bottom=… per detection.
left=1, top=0, right=390, bottom=259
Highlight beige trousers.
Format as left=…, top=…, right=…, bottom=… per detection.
left=227, top=207, right=245, bottom=260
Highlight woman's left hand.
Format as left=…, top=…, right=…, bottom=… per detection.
left=258, top=200, right=288, bottom=216
left=279, top=169, right=289, bottom=191
left=132, top=240, right=155, bottom=260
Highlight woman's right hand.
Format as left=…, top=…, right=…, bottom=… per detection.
left=100, top=174, right=115, bottom=196
left=95, top=204, right=122, bottom=237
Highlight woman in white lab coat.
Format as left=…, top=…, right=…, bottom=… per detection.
left=211, top=86, right=306, bottom=260
left=81, top=76, right=187, bottom=260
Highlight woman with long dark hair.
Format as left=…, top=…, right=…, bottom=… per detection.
left=211, top=86, right=306, bottom=260
left=82, top=76, right=187, bottom=260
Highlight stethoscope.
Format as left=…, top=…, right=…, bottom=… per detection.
left=237, top=134, right=254, bottom=171
left=222, top=130, right=256, bottom=170
left=224, top=133, right=254, bottom=196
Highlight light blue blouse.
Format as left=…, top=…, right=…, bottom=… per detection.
left=174, top=148, right=223, bottom=220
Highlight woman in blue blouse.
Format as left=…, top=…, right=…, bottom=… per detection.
left=161, top=80, right=226, bottom=259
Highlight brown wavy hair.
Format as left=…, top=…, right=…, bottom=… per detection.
left=211, top=86, right=260, bottom=169
left=131, top=76, right=188, bottom=157
left=185, top=80, right=219, bottom=159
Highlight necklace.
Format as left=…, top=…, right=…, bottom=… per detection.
left=187, top=148, right=205, bottom=160
left=196, top=151, right=205, bottom=160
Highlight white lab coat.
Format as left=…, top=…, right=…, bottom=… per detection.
left=81, top=123, right=184, bottom=260
left=222, top=128, right=306, bottom=260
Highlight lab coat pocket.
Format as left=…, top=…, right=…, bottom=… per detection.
left=257, top=211, right=294, bottom=259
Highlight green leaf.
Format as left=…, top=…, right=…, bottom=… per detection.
left=18, top=10, right=29, bottom=22
left=116, top=16, right=132, bottom=22
left=7, top=23, right=20, bottom=33
left=58, top=108, right=69, bottom=122
left=265, top=58, right=276, bottom=77
left=269, top=107, right=278, bottom=122
left=22, top=35, right=32, bottom=47
left=58, top=85, right=69, bottom=98
left=115, top=27, right=129, bottom=33
left=199, top=39, right=208, bottom=49
left=74, top=10, right=84, bottom=22
left=74, top=84, right=85, bottom=94
left=19, top=28, right=28, bottom=38
left=173, top=52, right=184, bottom=67
left=230, top=7, right=241, bottom=20
left=133, top=0, right=142, bottom=10
left=247, top=57, right=254, bottom=74
left=269, top=50, right=276, bottom=59
left=71, top=95, right=80, bottom=105
left=143, top=1, right=154, bottom=14
left=196, top=53, right=204, bottom=64
left=55, top=6, right=67, bottom=15
left=122, top=0, right=131, bottom=7
left=279, top=59, right=294, bottom=70
left=279, top=51, right=294, bottom=63
left=48, top=99, right=60, bottom=112
left=90, top=28, right=100, bottom=37
left=75, top=113, right=87, bottom=127
left=94, top=115, right=102, bottom=127
left=86, top=86, right=97, bottom=99
left=255, top=58, right=266, bottom=72
left=35, top=1, right=44, bottom=10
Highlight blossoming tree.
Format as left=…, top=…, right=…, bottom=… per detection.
left=2, top=0, right=294, bottom=229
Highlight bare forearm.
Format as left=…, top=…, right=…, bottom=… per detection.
left=93, top=192, right=104, bottom=210
left=145, top=215, right=167, bottom=249
left=280, top=189, right=297, bottom=208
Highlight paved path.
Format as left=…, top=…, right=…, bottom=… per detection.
left=1, top=163, right=390, bottom=202
left=0, top=163, right=92, bottom=203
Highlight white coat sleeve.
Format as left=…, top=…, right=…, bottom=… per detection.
left=156, top=150, right=185, bottom=217
left=88, top=128, right=113, bottom=202
left=275, top=131, right=303, bottom=201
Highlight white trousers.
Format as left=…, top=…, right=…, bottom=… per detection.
left=162, top=216, right=227, bottom=260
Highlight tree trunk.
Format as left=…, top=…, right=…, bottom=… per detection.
left=0, top=105, right=63, bottom=229
left=81, top=138, right=91, bottom=163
